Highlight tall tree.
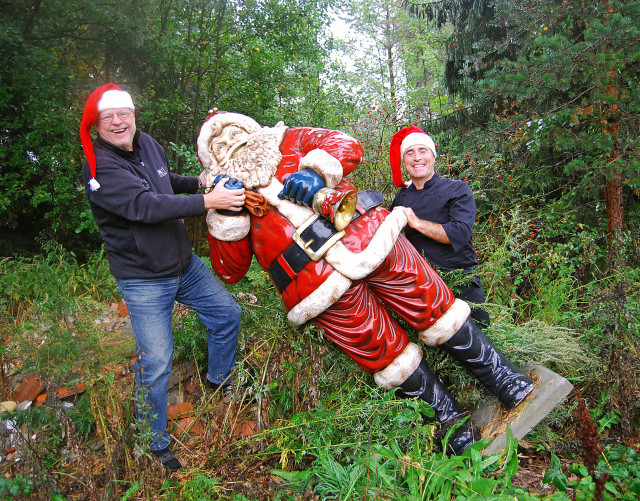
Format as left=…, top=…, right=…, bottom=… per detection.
left=0, top=0, right=341, bottom=255
left=402, top=0, right=640, bottom=262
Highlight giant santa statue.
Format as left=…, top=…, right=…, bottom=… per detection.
left=196, top=110, right=534, bottom=454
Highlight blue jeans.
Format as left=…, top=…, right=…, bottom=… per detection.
left=116, top=254, right=240, bottom=451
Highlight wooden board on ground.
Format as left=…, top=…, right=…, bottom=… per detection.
left=471, top=364, right=574, bottom=455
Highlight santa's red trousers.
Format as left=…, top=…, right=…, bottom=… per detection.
left=312, top=234, right=454, bottom=373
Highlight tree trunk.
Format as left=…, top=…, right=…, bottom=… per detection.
left=600, top=3, right=624, bottom=266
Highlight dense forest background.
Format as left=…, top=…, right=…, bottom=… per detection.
left=1, top=0, right=639, bottom=499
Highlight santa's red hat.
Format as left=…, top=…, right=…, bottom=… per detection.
left=80, top=83, right=135, bottom=191
left=389, top=126, right=437, bottom=188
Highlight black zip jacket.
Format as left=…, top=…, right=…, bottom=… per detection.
left=82, top=131, right=204, bottom=278
left=390, top=173, right=479, bottom=272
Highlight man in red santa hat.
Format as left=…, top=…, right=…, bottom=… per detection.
left=390, top=126, right=491, bottom=328
left=80, top=84, right=246, bottom=471
left=197, top=111, right=535, bottom=455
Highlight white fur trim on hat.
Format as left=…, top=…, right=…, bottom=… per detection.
left=419, top=298, right=470, bottom=346
left=298, top=149, right=343, bottom=189
left=373, top=342, right=423, bottom=390
left=97, top=90, right=135, bottom=111
left=401, top=132, right=437, bottom=160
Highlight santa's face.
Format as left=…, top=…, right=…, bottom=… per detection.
left=209, top=125, right=250, bottom=167
left=201, top=118, right=282, bottom=190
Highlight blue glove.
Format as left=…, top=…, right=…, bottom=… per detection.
left=212, top=174, right=244, bottom=190
left=278, top=169, right=325, bottom=207
left=211, top=174, right=245, bottom=216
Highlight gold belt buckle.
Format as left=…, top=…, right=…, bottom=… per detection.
left=293, top=214, right=345, bottom=261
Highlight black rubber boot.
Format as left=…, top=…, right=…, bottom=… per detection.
left=396, top=358, right=476, bottom=455
left=441, top=318, right=535, bottom=410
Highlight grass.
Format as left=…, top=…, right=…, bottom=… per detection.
left=0, top=243, right=638, bottom=499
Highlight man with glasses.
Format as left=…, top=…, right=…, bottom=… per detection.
left=80, top=83, right=245, bottom=472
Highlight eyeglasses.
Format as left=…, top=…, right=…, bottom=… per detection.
left=98, top=110, right=134, bottom=123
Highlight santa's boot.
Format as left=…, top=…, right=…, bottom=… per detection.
left=441, top=317, right=534, bottom=410
left=374, top=343, right=476, bottom=455
left=396, top=357, right=476, bottom=455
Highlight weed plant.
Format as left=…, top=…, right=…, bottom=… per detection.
left=0, top=224, right=638, bottom=498
left=1, top=241, right=129, bottom=383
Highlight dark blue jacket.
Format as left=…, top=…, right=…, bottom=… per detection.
left=391, top=173, right=479, bottom=272
left=82, top=131, right=204, bottom=278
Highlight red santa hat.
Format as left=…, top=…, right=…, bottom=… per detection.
left=80, top=83, right=135, bottom=191
left=389, top=126, right=437, bottom=188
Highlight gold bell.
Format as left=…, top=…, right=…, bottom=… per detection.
left=312, top=188, right=358, bottom=231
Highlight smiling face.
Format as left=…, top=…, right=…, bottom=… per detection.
left=95, top=107, right=136, bottom=151
left=403, top=145, right=435, bottom=189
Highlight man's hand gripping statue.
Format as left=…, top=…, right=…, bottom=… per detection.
left=196, top=110, right=535, bottom=455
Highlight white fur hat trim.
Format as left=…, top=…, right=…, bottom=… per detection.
left=401, top=132, right=437, bottom=159
left=97, top=90, right=135, bottom=111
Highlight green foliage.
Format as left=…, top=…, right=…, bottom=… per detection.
left=172, top=309, right=209, bottom=369
left=543, top=446, right=640, bottom=500
left=0, top=474, right=34, bottom=499
left=273, top=427, right=537, bottom=499
left=0, top=242, right=125, bottom=381
left=0, top=0, right=346, bottom=251
left=0, top=240, right=118, bottom=316
left=160, top=472, right=222, bottom=500
left=264, top=381, right=434, bottom=467
left=423, top=0, right=640, bottom=267
left=342, top=100, right=407, bottom=196
left=66, top=393, right=96, bottom=440
left=488, top=320, right=591, bottom=376
left=10, top=406, right=68, bottom=468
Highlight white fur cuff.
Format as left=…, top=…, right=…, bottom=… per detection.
left=373, top=343, right=423, bottom=390
left=326, top=208, right=406, bottom=280
left=206, top=210, right=251, bottom=241
left=299, top=149, right=343, bottom=189
left=419, top=299, right=470, bottom=346
left=287, top=272, right=352, bottom=326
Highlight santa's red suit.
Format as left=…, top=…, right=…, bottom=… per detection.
left=198, top=116, right=471, bottom=390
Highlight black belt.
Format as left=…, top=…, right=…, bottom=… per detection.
left=269, top=190, right=384, bottom=293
